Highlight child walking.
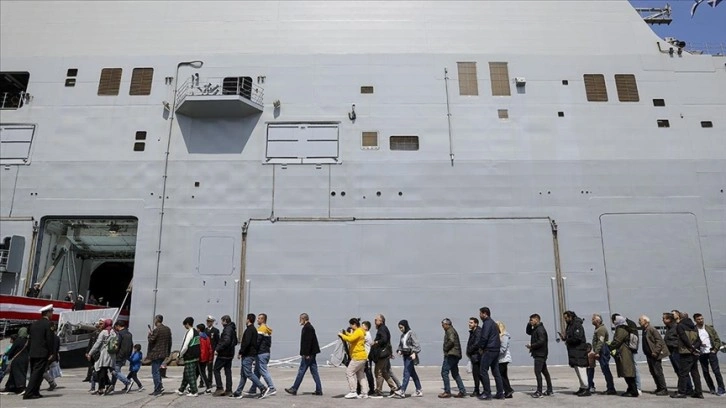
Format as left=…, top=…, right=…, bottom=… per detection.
left=126, top=344, right=144, bottom=392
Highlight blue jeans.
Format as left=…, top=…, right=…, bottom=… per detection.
left=480, top=350, right=503, bottom=397
left=632, top=353, right=641, bottom=390
left=249, top=353, right=275, bottom=392
left=587, top=343, right=616, bottom=392
left=235, top=356, right=265, bottom=393
left=291, top=356, right=322, bottom=393
left=401, top=355, right=421, bottom=393
left=441, top=355, right=466, bottom=394
left=151, top=359, right=164, bottom=392
left=111, top=360, right=130, bottom=387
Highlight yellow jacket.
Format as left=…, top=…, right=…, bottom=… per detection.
left=340, top=327, right=367, bottom=361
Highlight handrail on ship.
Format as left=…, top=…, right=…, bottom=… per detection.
left=176, top=76, right=265, bottom=107
left=684, top=42, right=726, bottom=56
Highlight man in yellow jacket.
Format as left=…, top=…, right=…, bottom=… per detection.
left=338, top=318, right=369, bottom=399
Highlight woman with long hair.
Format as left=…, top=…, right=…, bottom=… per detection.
left=497, top=321, right=514, bottom=398
left=87, top=319, right=117, bottom=395
left=338, top=318, right=369, bottom=399
left=393, top=320, right=422, bottom=398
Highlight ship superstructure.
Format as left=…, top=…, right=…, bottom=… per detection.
left=0, top=1, right=724, bottom=365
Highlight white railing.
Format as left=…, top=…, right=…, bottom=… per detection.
left=0, top=92, right=26, bottom=110
left=686, top=42, right=726, bottom=56
left=177, top=76, right=264, bottom=107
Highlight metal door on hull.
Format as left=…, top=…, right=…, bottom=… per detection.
left=0, top=218, right=34, bottom=295
left=600, top=213, right=713, bottom=326
left=243, top=218, right=567, bottom=365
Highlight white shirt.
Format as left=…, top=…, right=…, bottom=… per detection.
left=364, top=331, right=373, bottom=354
left=698, top=327, right=711, bottom=354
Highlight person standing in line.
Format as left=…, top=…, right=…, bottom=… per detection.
left=612, top=313, right=642, bottom=394
left=147, top=314, right=172, bottom=397
left=439, top=318, right=466, bottom=398
left=361, top=321, right=376, bottom=396
left=87, top=319, right=117, bottom=396
left=195, top=324, right=213, bottom=393
left=526, top=313, right=553, bottom=398
left=693, top=313, right=725, bottom=396
left=42, top=324, right=61, bottom=391
left=393, top=320, right=423, bottom=398
left=609, top=315, right=638, bottom=397
left=497, top=321, right=514, bottom=398
left=247, top=313, right=276, bottom=398
left=671, top=312, right=704, bottom=398
left=639, top=315, right=669, bottom=395
left=466, top=317, right=482, bottom=397
left=0, top=328, right=29, bottom=395
left=587, top=313, right=616, bottom=395
left=212, top=315, right=237, bottom=397
left=560, top=310, right=590, bottom=396
left=663, top=312, right=693, bottom=394
left=370, top=314, right=397, bottom=398
left=478, top=307, right=504, bottom=400
left=339, top=318, right=369, bottom=399
left=201, top=316, right=219, bottom=390
left=24, top=304, right=55, bottom=400
left=109, top=321, right=132, bottom=393
left=233, top=313, right=266, bottom=399
left=176, top=317, right=201, bottom=397
left=285, top=313, right=323, bottom=396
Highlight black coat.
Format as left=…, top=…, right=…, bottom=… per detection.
left=117, top=328, right=134, bottom=361
left=564, top=317, right=589, bottom=367
left=527, top=322, right=549, bottom=358
left=208, top=326, right=220, bottom=350
left=467, top=326, right=482, bottom=362
left=216, top=323, right=237, bottom=359
left=664, top=322, right=679, bottom=351
left=238, top=324, right=258, bottom=357
left=28, top=317, right=54, bottom=359
left=5, top=336, right=29, bottom=391
left=299, top=322, right=320, bottom=356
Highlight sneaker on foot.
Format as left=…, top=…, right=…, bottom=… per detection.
left=232, top=391, right=242, bottom=398
left=284, top=388, right=297, bottom=396
left=257, top=387, right=268, bottom=399
left=47, top=383, right=57, bottom=391
left=531, top=391, right=544, bottom=398
left=187, top=392, right=198, bottom=397
left=176, top=390, right=185, bottom=396
left=344, top=392, right=359, bottom=399
left=414, top=390, right=423, bottom=397
left=393, top=389, right=405, bottom=398
left=438, top=392, right=452, bottom=398
left=265, top=388, right=277, bottom=397
left=359, top=392, right=370, bottom=399
left=453, top=391, right=466, bottom=398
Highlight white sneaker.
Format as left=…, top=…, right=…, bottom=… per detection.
left=176, top=390, right=185, bottom=396
left=344, top=392, right=359, bottom=399
left=394, top=389, right=406, bottom=398
left=637, top=389, right=642, bottom=396
left=187, top=392, right=198, bottom=397
left=359, top=393, right=369, bottom=399
left=414, top=390, right=423, bottom=397
left=266, top=388, right=277, bottom=397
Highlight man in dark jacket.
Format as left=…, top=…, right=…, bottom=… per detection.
left=639, top=315, right=669, bottom=395
left=72, top=295, right=86, bottom=311
left=23, top=304, right=55, bottom=400
left=663, top=312, right=693, bottom=394
left=147, top=314, right=172, bottom=396
left=526, top=313, right=553, bottom=398
left=370, top=314, right=397, bottom=397
left=478, top=306, right=504, bottom=400
left=561, top=310, right=590, bottom=396
left=671, top=313, right=703, bottom=398
left=439, top=318, right=466, bottom=398
left=201, top=316, right=219, bottom=389
left=466, top=317, right=482, bottom=397
left=213, top=315, right=237, bottom=396
left=285, top=313, right=322, bottom=396
left=110, top=321, right=133, bottom=392
left=25, top=282, right=41, bottom=298
left=232, top=314, right=266, bottom=398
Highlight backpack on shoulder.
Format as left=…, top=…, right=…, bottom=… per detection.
left=107, top=333, right=120, bottom=354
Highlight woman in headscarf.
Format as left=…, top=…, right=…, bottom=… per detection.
left=609, top=315, right=638, bottom=397
left=1, top=328, right=29, bottom=394
left=497, top=321, right=514, bottom=398
left=393, top=320, right=422, bottom=398
left=87, top=319, right=117, bottom=395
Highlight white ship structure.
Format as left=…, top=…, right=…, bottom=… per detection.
left=0, top=1, right=724, bottom=365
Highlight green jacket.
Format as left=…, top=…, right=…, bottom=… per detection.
left=592, top=324, right=609, bottom=355
left=443, top=326, right=462, bottom=358
left=704, top=325, right=723, bottom=352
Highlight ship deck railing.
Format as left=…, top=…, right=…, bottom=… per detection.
left=686, top=42, right=726, bottom=56
left=175, top=76, right=264, bottom=118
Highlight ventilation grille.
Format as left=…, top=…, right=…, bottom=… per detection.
left=489, top=62, right=511, bottom=96
left=615, top=74, right=639, bottom=102
left=583, top=74, right=607, bottom=102
left=457, top=62, right=478, bottom=96
left=98, top=68, right=122, bottom=96
left=130, top=68, right=154, bottom=96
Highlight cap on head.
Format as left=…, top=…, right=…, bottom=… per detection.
left=39, top=304, right=53, bottom=313
left=206, top=315, right=215, bottom=322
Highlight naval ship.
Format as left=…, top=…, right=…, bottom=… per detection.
left=0, top=1, right=724, bottom=366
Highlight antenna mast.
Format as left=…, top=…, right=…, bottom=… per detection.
left=635, top=3, right=672, bottom=25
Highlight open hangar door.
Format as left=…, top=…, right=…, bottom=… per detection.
left=600, top=213, right=714, bottom=331
left=245, top=218, right=567, bottom=366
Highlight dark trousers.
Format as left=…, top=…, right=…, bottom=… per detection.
left=669, top=351, right=693, bottom=393
left=480, top=351, right=503, bottom=397
left=646, top=355, right=667, bottom=391
left=499, top=362, right=514, bottom=394
left=534, top=357, right=553, bottom=393
left=624, top=376, right=637, bottom=395
left=97, top=367, right=111, bottom=392
left=699, top=353, right=725, bottom=392
left=25, top=358, right=48, bottom=397
left=471, top=360, right=481, bottom=394
left=204, top=360, right=214, bottom=386
left=213, top=357, right=233, bottom=392
left=677, top=353, right=702, bottom=395
left=127, top=370, right=142, bottom=387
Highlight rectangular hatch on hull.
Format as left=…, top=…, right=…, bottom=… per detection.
left=176, top=76, right=264, bottom=118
